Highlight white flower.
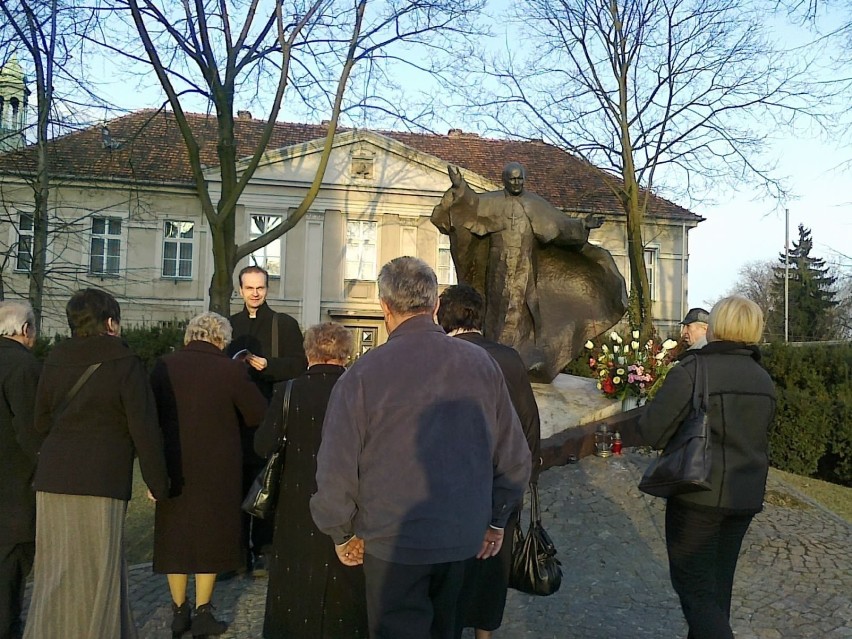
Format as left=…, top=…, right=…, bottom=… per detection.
left=662, top=339, right=679, bottom=350
left=618, top=356, right=626, bottom=365
left=610, top=331, right=619, bottom=342
left=623, top=344, right=630, bottom=354
left=655, top=351, right=667, bottom=360
left=631, top=340, right=640, bottom=350
left=632, top=330, right=640, bottom=339
left=613, top=345, right=620, bottom=353
left=585, top=340, right=594, bottom=349
left=602, top=344, right=609, bottom=353
left=612, top=376, right=621, bottom=384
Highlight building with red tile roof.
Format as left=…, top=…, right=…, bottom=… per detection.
left=0, top=108, right=701, bottom=340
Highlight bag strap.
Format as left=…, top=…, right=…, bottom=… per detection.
left=275, top=378, right=293, bottom=452
left=529, top=481, right=542, bottom=525
left=271, top=311, right=279, bottom=358
left=56, top=363, right=102, bottom=415
left=691, top=357, right=709, bottom=412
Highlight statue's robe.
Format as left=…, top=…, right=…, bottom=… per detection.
left=432, top=178, right=627, bottom=383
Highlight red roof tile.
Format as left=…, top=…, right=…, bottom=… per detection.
left=0, top=109, right=699, bottom=220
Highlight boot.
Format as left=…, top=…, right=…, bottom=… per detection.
left=171, top=601, right=191, bottom=638
left=191, top=603, right=227, bottom=637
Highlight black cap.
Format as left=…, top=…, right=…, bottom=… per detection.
left=680, top=307, right=710, bottom=325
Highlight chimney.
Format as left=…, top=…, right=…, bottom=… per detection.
left=447, top=128, right=463, bottom=137
left=237, top=110, right=252, bottom=120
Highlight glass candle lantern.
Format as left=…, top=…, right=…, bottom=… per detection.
left=594, top=425, right=613, bottom=458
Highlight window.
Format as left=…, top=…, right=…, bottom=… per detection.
left=162, top=220, right=194, bottom=278
left=345, top=220, right=377, bottom=280
left=90, top=217, right=122, bottom=275
left=15, top=211, right=33, bottom=272
left=250, top=214, right=282, bottom=277
left=437, top=234, right=457, bottom=286
left=645, top=247, right=658, bottom=301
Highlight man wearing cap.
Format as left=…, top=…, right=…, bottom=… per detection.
left=680, top=307, right=710, bottom=350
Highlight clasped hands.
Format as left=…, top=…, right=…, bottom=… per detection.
left=334, top=527, right=502, bottom=566
left=335, top=536, right=365, bottom=566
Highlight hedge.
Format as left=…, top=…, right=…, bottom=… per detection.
left=34, top=322, right=186, bottom=371
left=762, top=342, right=852, bottom=487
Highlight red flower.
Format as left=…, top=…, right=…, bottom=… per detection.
left=602, top=377, right=615, bottom=394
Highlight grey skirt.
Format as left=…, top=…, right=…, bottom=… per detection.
left=23, top=491, right=138, bottom=639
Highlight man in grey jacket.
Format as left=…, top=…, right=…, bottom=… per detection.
left=311, top=257, right=531, bottom=639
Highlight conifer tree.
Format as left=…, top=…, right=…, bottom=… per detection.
left=769, top=224, right=838, bottom=341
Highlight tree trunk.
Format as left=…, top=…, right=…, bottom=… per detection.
left=207, top=216, right=237, bottom=315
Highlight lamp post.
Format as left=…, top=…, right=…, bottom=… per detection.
left=784, top=208, right=789, bottom=343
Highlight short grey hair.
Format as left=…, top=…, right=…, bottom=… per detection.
left=184, top=312, right=233, bottom=348
left=377, top=256, right=438, bottom=315
left=304, top=322, right=355, bottom=363
left=0, top=301, right=35, bottom=337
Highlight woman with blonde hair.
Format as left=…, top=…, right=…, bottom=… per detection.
left=255, top=322, right=367, bottom=639
left=639, top=296, right=776, bottom=639
left=150, top=312, right=267, bottom=637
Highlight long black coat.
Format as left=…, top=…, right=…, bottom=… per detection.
left=0, top=338, right=40, bottom=545
left=639, top=341, right=776, bottom=513
left=454, top=331, right=541, bottom=631
left=254, top=364, right=368, bottom=639
left=151, top=341, right=267, bottom=574
left=32, top=335, right=169, bottom=501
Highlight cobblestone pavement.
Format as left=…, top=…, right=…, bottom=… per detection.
left=73, top=450, right=852, bottom=638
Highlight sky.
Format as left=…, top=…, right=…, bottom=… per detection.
left=28, top=1, right=851, bottom=311
left=687, top=136, right=851, bottom=308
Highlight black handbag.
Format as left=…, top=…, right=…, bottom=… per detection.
left=242, top=380, right=293, bottom=519
left=638, top=357, right=712, bottom=498
left=509, top=482, right=562, bottom=596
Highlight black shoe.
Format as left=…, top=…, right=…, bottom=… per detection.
left=251, top=553, right=268, bottom=578
left=191, top=603, right=226, bottom=637
left=171, top=601, right=191, bottom=638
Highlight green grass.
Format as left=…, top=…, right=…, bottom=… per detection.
left=769, top=467, right=852, bottom=524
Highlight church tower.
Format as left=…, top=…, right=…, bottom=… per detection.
left=0, top=56, right=30, bottom=152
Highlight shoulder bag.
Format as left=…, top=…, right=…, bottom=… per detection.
left=509, top=482, right=562, bottom=596
left=242, top=379, right=293, bottom=519
left=638, top=357, right=712, bottom=498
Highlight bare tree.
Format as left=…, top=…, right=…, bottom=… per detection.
left=447, top=0, right=823, bottom=337
left=726, top=258, right=778, bottom=322
left=0, top=0, right=111, bottom=330
left=95, top=0, right=484, bottom=314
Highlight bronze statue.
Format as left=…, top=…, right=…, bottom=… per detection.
left=431, top=162, right=627, bottom=382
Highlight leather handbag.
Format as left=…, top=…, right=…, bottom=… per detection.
left=509, top=482, right=562, bottom=596
left=638, top=357, right=712, bottom=498
left=242, top=380, right=293, bottom=519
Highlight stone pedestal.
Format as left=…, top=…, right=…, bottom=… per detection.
left=532, top=374, right=646, bottom=469
left=532, top=373, right=621, bottom=440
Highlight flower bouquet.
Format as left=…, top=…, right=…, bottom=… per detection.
left=585, top=330, right=679, bottom=401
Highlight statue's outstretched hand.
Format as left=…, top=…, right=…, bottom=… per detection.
left=584, top=214, right=604, bottom=230
left=448, top=165, right=464, bottom=189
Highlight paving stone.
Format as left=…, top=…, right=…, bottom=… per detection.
left=19, top=450, right=852, bottom=638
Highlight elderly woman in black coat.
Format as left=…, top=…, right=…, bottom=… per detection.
left=638, top=296, right=776, bottom=639
left=24, top=289, right=169, bottom=639
left=150, top=312, right=267, bottom=638
left=254, top=322, right=367, bottom=639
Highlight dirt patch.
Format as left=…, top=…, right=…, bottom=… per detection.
left=764, top=488, right=810, bottom=510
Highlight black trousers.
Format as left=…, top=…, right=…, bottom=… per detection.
left=665, top=499, right=754, bottom=639
left=363, top=555, right=466, bottom=639
left=0, top=542, right=34, bottom=639
left=241, top=429, right=274, bottom=557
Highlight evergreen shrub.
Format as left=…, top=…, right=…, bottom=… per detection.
left=761, top=342, right=852, bottom=486
left=33, top=321, right=186, bottom=370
